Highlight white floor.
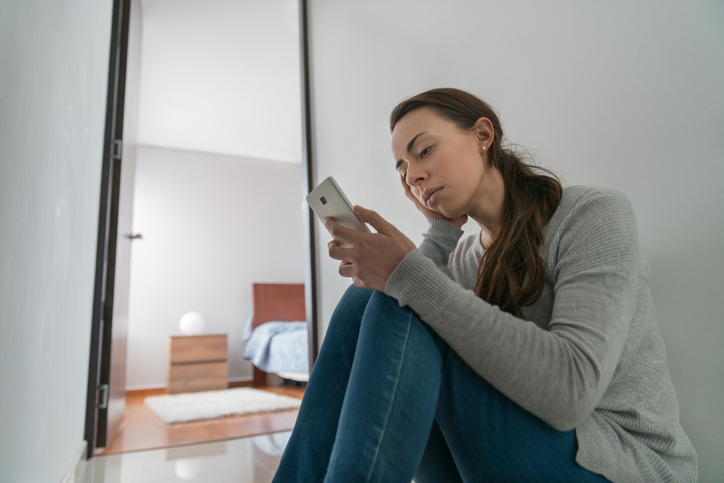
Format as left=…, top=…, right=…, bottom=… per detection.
left=78, top=431, right=292, bottom=483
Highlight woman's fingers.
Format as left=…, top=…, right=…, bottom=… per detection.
left=324, top=205, right=416, bottom=291
left=326, top=217, right=367, bottom=244
left=327, top=239, right=353, bottom=261
left=398, top=173, right=468, bottom=228
left=399, top=175, right=436, bottom=215
left=354, top=206, right=392, bottom=235
left=400, top=176, right=421, bottom=205
left=329, top=242, right=356, bottom=280
left=338, top=261, right=354, bottom=278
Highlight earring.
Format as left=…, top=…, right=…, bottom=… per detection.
left=482, top=146, right=486, bottom=151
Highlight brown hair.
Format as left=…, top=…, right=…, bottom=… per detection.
left=390, top=88, right=562, bottom=315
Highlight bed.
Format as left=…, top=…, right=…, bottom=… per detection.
left=242, top=283, right=309, bottom=387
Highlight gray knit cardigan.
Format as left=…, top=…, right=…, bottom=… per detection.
left=385, top=185, right=697, bottom=482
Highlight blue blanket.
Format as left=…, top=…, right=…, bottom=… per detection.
left=242, top=317, right=309, bottom=375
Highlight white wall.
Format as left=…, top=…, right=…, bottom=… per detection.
left=308, top=1, right=724, bottom=480
left=137, top=0, right=302, bottom=163
left=0, top=0, right=113, bottom=481
left=126, top=146, right=306, bottom=389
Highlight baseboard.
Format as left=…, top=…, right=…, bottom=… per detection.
left=124, top=383, right=167, bottom=392
left=61, top=441, right=87, bottom=483
left=126, top=387, right=167, bottom=398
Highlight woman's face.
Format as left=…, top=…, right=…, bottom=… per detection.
left=391, top=107, right=496, bottom=222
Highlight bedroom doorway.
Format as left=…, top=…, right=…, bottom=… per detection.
left=87, top=0, right=319, bottom=456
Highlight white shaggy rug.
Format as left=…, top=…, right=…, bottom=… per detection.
left=144, top=388, right=302, bottom=424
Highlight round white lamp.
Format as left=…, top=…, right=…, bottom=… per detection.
left=179, top=311, right=205, bottom=335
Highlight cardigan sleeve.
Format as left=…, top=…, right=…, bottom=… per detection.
left=384, top=189, right=640, bottom=431
left=416, top=218, right=465, bottom=277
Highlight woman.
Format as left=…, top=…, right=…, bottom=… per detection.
left=272, top=88, right=697, bottom=482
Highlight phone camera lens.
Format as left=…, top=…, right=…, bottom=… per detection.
left=320, top=196, right=327, bottom=205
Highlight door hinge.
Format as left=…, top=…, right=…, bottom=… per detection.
left=97, top=384, right=109, bottom=409
left=112, top=139, right=122, bottom=160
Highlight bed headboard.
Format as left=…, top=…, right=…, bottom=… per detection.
left=251, top=283, right=306, bottom=387
left=251, top=283, right=306, bottom=329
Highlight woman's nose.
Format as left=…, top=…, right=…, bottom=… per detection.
left=406, top=165, right=426, bottom=186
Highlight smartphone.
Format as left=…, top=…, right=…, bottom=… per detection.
left=306, top=176, right=369, bottom=247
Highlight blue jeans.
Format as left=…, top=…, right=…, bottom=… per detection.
left=273, top=286, right=609, bottom=482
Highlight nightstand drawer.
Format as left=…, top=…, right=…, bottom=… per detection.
left=169, top=335, right=227, bottom=364
left=168, top=361, right=228, bottom=394
left=168, top=334, right=228, bottom=394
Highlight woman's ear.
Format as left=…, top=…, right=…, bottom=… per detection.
left=474, top=117, right=494, bottom=152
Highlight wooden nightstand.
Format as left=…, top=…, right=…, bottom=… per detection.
left=168, top=334, right=228, bottom=394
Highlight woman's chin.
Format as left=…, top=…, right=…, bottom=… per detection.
left=437, top=206, right=461, bottom=220
left=431, top=206, right=448, bottom=218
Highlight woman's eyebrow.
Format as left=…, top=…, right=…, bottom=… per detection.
left=406, top=132, right=427, bottom=153
left=395, top=132, right=428, bottom=170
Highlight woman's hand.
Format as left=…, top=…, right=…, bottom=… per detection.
left=400, top=176, right=468, bottom=228
left=326, top=206, right=416, bottom=291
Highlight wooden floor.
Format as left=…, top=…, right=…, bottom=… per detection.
left=98, top=385, right=305, bottom=455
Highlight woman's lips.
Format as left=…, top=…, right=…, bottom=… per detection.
left=423, top=187, right=443, bottom=207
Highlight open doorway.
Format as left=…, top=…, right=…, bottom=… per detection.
left=90, top=0, right=316, bottom=455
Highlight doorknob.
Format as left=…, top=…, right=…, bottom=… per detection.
left=127, top=233, right=143, bottom=241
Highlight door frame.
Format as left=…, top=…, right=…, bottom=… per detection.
left=84, top=0, right=131, bottom=458
left=84, top=0, right=320, bottom=458
left=300, top=0, right=320, bottom=367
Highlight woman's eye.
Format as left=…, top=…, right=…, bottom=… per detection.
left=420, top=146, right=431, bottom=158
left=401, top=172, right=407, bottom=181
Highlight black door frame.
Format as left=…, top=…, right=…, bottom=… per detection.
left=84, top=0, right=319, bottom=458
left=84, top=0, right=130, bottom=458
left=300, top=0, right=320, bottom=366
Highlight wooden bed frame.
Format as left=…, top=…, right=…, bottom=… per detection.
left=251, top=283, right=307, bottom=387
